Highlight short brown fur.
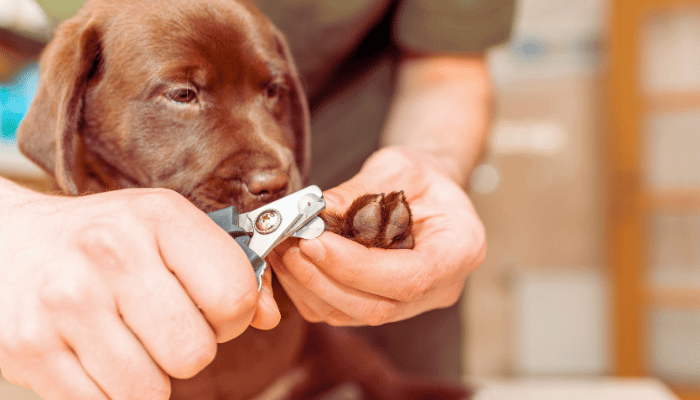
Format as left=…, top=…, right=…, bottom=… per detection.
left=16, top=0, right=467, bottom=398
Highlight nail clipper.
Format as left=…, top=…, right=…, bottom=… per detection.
left=206, top=185, right=326, bottom=290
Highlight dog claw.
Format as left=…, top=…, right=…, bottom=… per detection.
left=388, top=233, right=414, bottom=250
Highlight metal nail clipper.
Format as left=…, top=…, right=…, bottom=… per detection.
left=206, top=185, right=326, bottom=290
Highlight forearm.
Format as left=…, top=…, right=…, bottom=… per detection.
left=380, top=53, right=492, bottom=186
left=0, top=176, right=43, bottom=211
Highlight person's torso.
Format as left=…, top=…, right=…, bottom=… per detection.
left=252, top=0, right=394, bottom=100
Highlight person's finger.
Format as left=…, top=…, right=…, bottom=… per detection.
left=266, top=250, right=318, bottom=323
left=249, top=269, right=281, bottom=330
left=0, top=323, right=108, bottom=400
left=273, top=246, right=391, bottom=325
left=297, top=234, right=431, bottom=302
left=274, top=266, right=360, bottom=326
left=299, top=202, right=484, bottom=294
left=280, top=275, right=360, bottom=326
left=321, top=148, right=428, bottom=212
left=112, top=263, right=217, bottom=379
left=19, top=350, right=110, bottom=400
left=61, top=307, right=171, bottom=399
left=272, top=274, right=321, bottom=323
left=145, top=191, right=259, bottom=342
left=74, top=228, right=218, bottom=380
left=267, top=249, right=326, bottom=324
left=322, top=174, right=408, bottom=214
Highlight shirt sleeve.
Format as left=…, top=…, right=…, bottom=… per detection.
left=34, top=0, right=84, bottom=34
left=393, top=0, right=516, bottom=54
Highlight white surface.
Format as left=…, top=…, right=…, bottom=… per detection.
left=487, top=0, right=604, bottom=85
left=512, top=267, right=611, bottom=375
left=0, top=0, right=48, bottom=37
left=512, top=0, right=605, bottom=37
left=490, top=120, right=566, bottom=155
left=642, top=10, right=700, bottom=94
left=472, top=378, right=679, bottom=400
left=0, top=141, right=47, bottom=179
left=645, top=111, right=700, bottom=190
left=650, top=309, right=700, bottom=385
left=649, top=213, right=700, bottom=288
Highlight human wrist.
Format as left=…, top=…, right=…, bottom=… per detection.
left=420, top=150, right=468, bottom=186
left=380, top=145, right=468, bottom=187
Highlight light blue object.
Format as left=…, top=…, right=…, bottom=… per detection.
left=0, top=62, right=40, bottom=142
left=514, top=36, right=547, bottom=59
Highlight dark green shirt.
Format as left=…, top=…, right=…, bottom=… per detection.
left=35, top=0, right=515, bottom=378
left=253, top=0, right=515, bottom=188
left=255, top=0, right=514, bottom=99
left=252, top=1, right=515, bottom=378
left=35, top=0, right=514, bottom=187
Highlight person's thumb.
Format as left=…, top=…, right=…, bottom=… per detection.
left=322, top=147, right=416, bottom=213
left=322, top=175, right=374, bottom=214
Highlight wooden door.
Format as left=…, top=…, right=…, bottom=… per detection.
left=609, top=0, right=700, bottom=398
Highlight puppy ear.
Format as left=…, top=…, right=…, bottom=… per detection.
left=273, top=30, right=312, bottom=183
left=16, top=10, right=103, bottom=195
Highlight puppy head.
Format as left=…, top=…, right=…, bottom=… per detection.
left=17, top=0, right=310, bottom=211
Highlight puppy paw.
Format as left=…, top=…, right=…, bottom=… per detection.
left=321, top=191, right=414, bottom=249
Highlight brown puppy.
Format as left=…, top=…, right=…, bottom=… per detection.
left=17, top=0, right=465, bottom=398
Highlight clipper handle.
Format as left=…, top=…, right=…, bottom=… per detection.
left=207, top=207, right=267, bottom=289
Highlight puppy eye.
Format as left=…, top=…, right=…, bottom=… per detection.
left=166, top=87, right=197, bottom=104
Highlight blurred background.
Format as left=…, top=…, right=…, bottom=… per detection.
left=1, top=0, right=700, bottom=399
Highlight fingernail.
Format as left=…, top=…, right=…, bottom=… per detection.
left=262, top=287, right=278, bottom=313
left=300, top=238, right=325, bottom=263
left=252, top=286, right=280, bottom=330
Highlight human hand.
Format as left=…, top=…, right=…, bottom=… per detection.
left=0, top=183, right=279, bottom=400
left=269, top=146, right=486, bottom=326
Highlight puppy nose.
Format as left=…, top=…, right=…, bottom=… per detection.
left=245, top=170, right=289, bottom=200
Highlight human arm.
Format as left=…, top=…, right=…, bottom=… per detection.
left=381, top=52, right=491, bottom=185
left=0, top=177, right=279, bottom=399
left=269, top=53, right=490, bottom=325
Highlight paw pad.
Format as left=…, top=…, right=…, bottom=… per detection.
left=321, top=191, right=414, bottom=249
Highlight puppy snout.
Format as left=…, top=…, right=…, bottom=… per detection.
left=245, top=169, right=289, bottom=201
